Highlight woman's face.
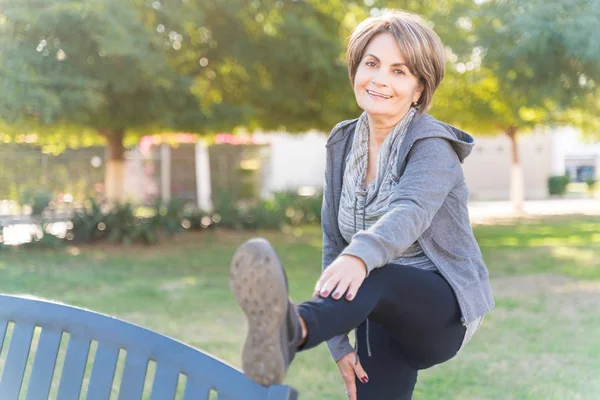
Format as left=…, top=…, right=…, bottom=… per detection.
left=353, top=32, right=423, bottom=121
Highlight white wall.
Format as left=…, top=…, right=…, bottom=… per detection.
left=462, top=130, right=553, bottom=200
left=252, top=127, right=599, bottom=201
left=253, top=131, right=327, bottom=195
left=551, top=127, right=600, bottom=180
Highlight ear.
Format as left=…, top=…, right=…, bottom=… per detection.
left=413, top=82, right=424, bottom=104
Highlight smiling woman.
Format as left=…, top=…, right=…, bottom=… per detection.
left=347, top=12, right=445, bottom=119
left=353, top=34, right=423, bottom=122
left=229, top=9, right=494, bottom=400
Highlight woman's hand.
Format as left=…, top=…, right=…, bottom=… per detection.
left=336, top=352, right=369, bottom=400
left=313, top=255, right=367, bottom=301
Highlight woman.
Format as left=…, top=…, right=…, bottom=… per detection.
left=230, top=9, right=494, bottom=399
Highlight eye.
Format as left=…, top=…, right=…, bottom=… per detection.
left=365, top=60, right=377, bottom=68
left=394, top=69, right=405, bottom=75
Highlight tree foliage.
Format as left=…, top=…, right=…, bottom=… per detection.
left=0, top=0, right=363, bottom=150
left=2, top=0, right=599, bottom=204
left=431, top=0, right=600, bottom=135
left=0, top=0, right=205, bottom=151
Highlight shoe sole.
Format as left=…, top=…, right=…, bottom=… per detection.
left=230, top=238, right=288, bottom=386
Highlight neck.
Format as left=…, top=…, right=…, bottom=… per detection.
left=366, top=107, right=411, bottom=146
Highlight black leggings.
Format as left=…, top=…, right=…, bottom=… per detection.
left=297, top=264, right=466, bottom=400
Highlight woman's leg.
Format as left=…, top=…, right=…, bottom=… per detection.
left=230, top=238, right=464, bottom=389
left=297, top=264, right=465, bottom=369
left=354, top=320, right=418, bottom=400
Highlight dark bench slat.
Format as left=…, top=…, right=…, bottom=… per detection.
left=57, top=335, right=91, bottom=400
left=118, top=353, right=148, bottom=400
left=150, top=363, right=179, bottom=400
left=87, top=343, right=120, bottom=400
left=0, top=322, right=35, bottom=398
left=26, top=328, right=62, bottom=400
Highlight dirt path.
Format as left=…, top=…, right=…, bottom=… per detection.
left=469, top=198, right=600, bottom=224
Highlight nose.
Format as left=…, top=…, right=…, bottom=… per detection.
left=371, top=69, right=388, bottom=87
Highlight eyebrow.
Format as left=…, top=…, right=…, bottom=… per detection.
left=364, top=54, right=407, bottom=68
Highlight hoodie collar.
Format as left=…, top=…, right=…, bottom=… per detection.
left=327, top=113, right=474, bottom=163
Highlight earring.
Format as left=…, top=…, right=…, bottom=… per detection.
left=412, top=101, right=418, bottom=107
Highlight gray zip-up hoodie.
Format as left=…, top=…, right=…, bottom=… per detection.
left=322, top=113, right=495, bottom=361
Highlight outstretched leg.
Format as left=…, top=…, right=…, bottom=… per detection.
left=230, top=237, right=465, bottom=389
left=297, top=264, right=465, bottom=369
left=230, top=238, right=303, bottom=386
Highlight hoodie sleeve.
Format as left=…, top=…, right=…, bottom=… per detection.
left=341, top=137, right=462, bottom=273
left=321, top=156, right=355, bottom=361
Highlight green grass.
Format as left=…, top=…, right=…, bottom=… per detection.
left=477, top=216, right=600, bottom=279
left=1, top=215, right=599, bottom=399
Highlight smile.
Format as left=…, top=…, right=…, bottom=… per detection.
left=367, top=90, right=391, bottom=99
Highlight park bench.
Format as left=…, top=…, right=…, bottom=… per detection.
left=0, top=294, right=298, bottom=399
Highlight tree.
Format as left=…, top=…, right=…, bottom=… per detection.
left=0, top=0, right=363, bottom=203
left=430, top=0, right=600, bottom=212
left=0, top=0, right=209, bottom=203
left=171, top=0, right=360, bottom=132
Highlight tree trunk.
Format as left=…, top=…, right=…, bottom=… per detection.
left=102, top=129, right=126, bottom=204
left=505, top=127, right=524, bottom=214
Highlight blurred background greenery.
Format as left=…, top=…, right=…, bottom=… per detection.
left=1, top=0, right=599, bottom=208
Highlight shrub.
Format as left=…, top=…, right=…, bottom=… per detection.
left=69, top=200, right=110, bottom=243
left=585, top=176, right=598, bottom=194
left=548, top=175, right=570, bottom=196
left=68, top=199, right=188, bottom=245
left=239, top=199, right=283, bottom=230
left=20, top=189, right=53, bottom=216
left=12, top=189, right=324, bottom=248
left=212, top=191, right=244, bottom=229
left=151, top=198, right=186, bottom=237
left=211, top=190, right=322, bottom=230
left=182, top=208, right=215, bottom=230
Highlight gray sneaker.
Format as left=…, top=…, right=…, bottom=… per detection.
left=230, top=237, right=303, bottom=386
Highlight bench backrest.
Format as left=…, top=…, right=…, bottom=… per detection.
left=0, top=294, right=298, bottom=400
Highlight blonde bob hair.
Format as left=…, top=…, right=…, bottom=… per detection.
left=346, top=10, right=446, bottom=114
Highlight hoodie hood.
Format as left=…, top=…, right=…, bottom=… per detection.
left=409, top=114, right=475, bottom=163
left=326, top=113, right=475, bottom=163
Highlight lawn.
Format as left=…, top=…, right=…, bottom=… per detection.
left=0, top=215, right=599, bottom=399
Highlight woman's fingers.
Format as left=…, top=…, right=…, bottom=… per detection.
left=352, top=356, right=369, bottom=384
left=337, top=355, right=358, bottom=400
left=313, top=280, right=322, bottom=298
left=314, top=256, right=367, bottom=300
left=313, top=271, right=330, bottom=297
left=345, top=277, right=363, bottom=301
left=319, top=275, right=342, bottom=298
left=332, top=277, right=352, bottom=300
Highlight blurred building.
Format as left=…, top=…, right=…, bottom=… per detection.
left=550, top=126, right=600, bottom=183
left=252, top=131, right=327, bottom=197
left=255, top=127, right=599, bottom=202
left=3, top=126, right=596, bottom=219
left=462, top=130, right=553, bottom=200
left=121, top=126, right=600, bottom=207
